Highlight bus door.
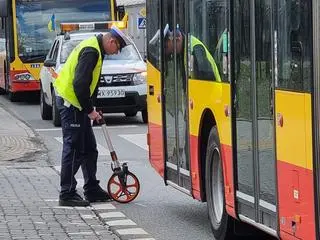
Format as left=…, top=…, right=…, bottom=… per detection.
left=161, top=0, right=191, bottom=191
left=233, top=0, right=277, bottom=234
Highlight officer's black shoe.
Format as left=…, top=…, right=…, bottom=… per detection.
left=59, top=192, right=90, bottom=207
left=84, top=185, right=112, bottom=203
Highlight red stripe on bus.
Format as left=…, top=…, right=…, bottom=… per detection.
left=148, top=122, right=164, bottom=177
left=277, top=160, right=315, bottom=240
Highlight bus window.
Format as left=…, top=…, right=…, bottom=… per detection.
left=146, top=0, right=160, bottom=70
left=276, top=0, right=312, bottom=92
left=0, top=17, right=4, bottom=51
left=189, top=0, right=228, bottom=82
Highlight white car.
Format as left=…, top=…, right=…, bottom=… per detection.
left=40, top=32, right=147, bottom=126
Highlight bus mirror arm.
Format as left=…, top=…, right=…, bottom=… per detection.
left=44, top=59, right=56, bottom=68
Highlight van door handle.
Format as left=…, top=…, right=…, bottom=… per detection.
left=149, top=85, right=154, bottom=96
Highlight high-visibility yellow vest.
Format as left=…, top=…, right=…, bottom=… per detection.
left=190, top=35, right=221, bottom=82
left=53, top=36, right=102, bottom=111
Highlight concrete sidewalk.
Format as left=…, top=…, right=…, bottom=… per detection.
left=0, top=103, right=119, bottom=240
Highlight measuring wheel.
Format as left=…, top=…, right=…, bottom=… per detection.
left=107, top=171, right=140, bottom=203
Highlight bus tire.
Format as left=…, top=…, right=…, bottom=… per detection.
left=9, top=91, right=18, bottom=102
left=40, top=84, right=52, bottom=120
left=142, top=109, right=148, bottom=123
left=205, top=126, right=235, bottom=240
left=0, top=88, right=5, bottom=95
left=51, top=89, right=61, bottom=127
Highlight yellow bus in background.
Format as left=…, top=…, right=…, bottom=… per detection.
left=0, top=0, right=123, bottom=101
left=146, top=0, right=320, bottom=239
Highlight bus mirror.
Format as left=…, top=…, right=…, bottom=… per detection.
left=0, top=0, right=8, bottom=17
left=117, top=5, right=125, bottom=21
left=44, top=59, right=56, bottom=68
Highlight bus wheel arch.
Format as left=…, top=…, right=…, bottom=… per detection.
left=199, top=109, right=216, bottom=201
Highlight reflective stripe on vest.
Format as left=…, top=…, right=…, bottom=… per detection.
left=190, top=35, right=221, bottom=82
left=53, top=36, right=102, bottom=110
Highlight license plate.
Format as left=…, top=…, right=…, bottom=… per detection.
left=97, top=87, right=125, bottom=98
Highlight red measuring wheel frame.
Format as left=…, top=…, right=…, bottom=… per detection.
left=107, top=171, right=140, bottom=203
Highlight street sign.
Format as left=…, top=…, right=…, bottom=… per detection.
left=137, top=17, right=146, bottom=29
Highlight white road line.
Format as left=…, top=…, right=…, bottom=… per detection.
left=99, top=212, right=126, bottom=219
left=92, top=203, right=116, bottom=210
left=131, top=238, right=156, bottom=240
left=81, top=214, right=96, bottom=219
left=116, top=228, right=149, bottom=235
left=119, top=134, right=148, bottom=151
left=69, top=232, right=94, bottom=235
left=54, top=137, right=110, bottom=155
left=36, top=125, right=138, bottom=132
left=106, top=219, right=137, bottom=226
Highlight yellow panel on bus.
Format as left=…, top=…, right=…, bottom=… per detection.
left=275, top=90, right=313, bottom=170
left=188, top=80, right=231, bottom=146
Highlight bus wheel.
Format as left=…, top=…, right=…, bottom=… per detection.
left=40, top=85, right=52, bottom=120
left=205, top=126, right=235, bottom=240
left=51, top=90, right=61, bottom=127
left=142, top=109, right=148, bottom=123
left=9, top=91, right=18, bottom=102
left=0, top=88, right=5, bottom=95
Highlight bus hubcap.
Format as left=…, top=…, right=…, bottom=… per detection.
left=212, top=147, right=223, bottom=223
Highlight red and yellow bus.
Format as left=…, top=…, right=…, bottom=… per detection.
left=0, top=0, right=123, bottom=101
left=147, top=0, right=320, bottom=239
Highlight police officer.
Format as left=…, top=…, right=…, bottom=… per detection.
left=54, top=26, right=131, bottom=207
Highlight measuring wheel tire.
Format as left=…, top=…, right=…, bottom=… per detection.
left=107, top=171, right=140, bottom=203
left=205, top=126, right=235, bottom=240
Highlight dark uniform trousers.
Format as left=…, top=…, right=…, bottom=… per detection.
left=56, top=96, right=99, bottom=199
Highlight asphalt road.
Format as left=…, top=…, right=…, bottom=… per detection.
left=2, top=94, right=214, bottom=240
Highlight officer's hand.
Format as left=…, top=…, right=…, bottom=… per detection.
left=88, top=110, right=102, bottom=122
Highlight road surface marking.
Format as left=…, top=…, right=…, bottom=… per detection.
left=119, top=134, right=147, bottom=151
left=36, top=125, right=138, bottom=132
left=54, top=137, right=110, bottom=155
left=116, top=228, right=149, bottom=235
left=92, top=203, right=116, bottom=210
left=106, top=219, right=137, bottom=226
left=99, top=212, right=126, bottom=219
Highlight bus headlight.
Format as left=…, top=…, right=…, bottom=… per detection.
left=133, top=72, right=147, bottom=85
left=14, top=73, right=35, bottom=81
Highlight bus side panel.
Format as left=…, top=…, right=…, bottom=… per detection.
left=147, top=62, right=164, bottom=177
left=277, top=161, right=314, bottom=240
left=189, top=134, right=201, bottom=200
left=189, top=80, right=235, bottom=215
left=275, top=91, right=315, bottom=239
left=0, top=51, right=5, bottom=90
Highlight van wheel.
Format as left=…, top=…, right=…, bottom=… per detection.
left=205, top=126, right=235, bottom=240
left=40, top=85, right=52, bottom=120
left=52, top=90, right=61, bottom=127
left=125, top=111, right=137, bottom=117
left=142, top=109, right=148, bottom=123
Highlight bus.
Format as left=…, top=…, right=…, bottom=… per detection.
left=146, top=0, right=320, bottom=239
left=0, top=0, right=124, bottom=101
